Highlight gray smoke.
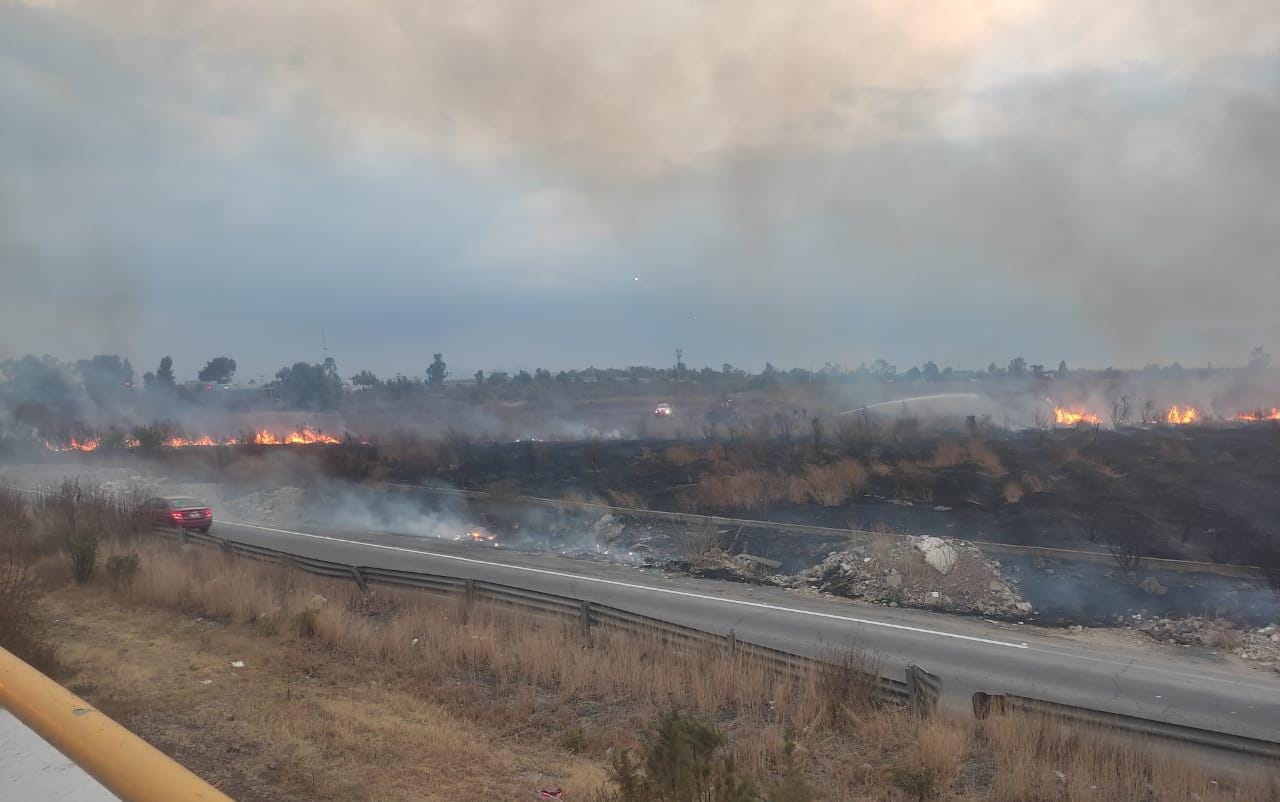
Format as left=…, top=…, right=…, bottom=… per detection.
left=2, top=1, right=1279, bottom=367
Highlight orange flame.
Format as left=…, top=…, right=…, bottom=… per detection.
left=44, top=437, right=101, bottom=452
left=163, top=434, right=220, bottom=447
left=253, top=427, right=340, bottom=445
left=1054, top=407, right=1101, bottom=426
left=1165, top=405, right=1199, bottom=425
left=1237, top=407, right=1280, bottom=422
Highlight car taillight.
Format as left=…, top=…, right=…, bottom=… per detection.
left=170, top=511, right=183, bottom=519
left=202, top=509, right=211, bottom=517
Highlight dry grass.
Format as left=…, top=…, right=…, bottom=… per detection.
left=1002, top=480, right=1024, bottom=504
left=10, top=495, right=1274, bottom=801
left=42, top=588, right=606, bottom=802
left=930, top=440, right=1006, bottom=475
left=664, top=444, right=699, bottom=467
left=696, top=459, right=868, bottom=512
left=603, top=488, right=648, bottom=510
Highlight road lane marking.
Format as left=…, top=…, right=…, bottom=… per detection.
left=220, top=520, right=1029, bottom=649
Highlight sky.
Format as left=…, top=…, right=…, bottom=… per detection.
left=2, top=1, right=1278, bottom=381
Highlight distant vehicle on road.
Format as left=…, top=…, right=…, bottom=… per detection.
left=145, top=496, right=213, bottom=533
left=653, top=403, right=673, bottom=417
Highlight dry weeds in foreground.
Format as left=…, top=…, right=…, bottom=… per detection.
left=37, top=537, right=1272, bottom=802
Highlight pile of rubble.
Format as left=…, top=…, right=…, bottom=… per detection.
left=795, top=535, right=1033, bottom=617
left=1131, top=616, right=1280, bottom=668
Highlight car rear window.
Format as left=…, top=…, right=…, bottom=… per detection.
left=168, top=498, right=205, bottom=508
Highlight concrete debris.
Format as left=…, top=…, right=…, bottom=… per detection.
left=916, top=536, right=958, bottom=575
left=734, top=553, right=782, bottom=570
left=796, top=534, right=1031, bottom=617
left=589, top=513, right=625, bottom=542
left=230, top=661, right=245, bottom=668
left=1131, top=617, right=1280, bottom=666
left=1138, top=576, right=1167, bottom=596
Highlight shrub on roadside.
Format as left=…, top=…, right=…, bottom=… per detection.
left=106, top=553, right=140, bottom=590
left=65, top=532, right=98, bottom=584
left=595, top=709, right=755, bottom=802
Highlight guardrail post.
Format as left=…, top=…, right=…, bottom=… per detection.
left=178, top=527, right=188, bottom=545
left=579, top=600, right=592, bottom=641
left=463, top=578, right=476, bottom=621
left=726, top=628, right=737, bottom=659
left=905, top=665, right=941, bottom=717
left=350, top=566, right=369, bottom=593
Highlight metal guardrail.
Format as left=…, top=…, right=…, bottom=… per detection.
left=0, top=646, right=235, bottom=802
left=157, top=524, right=927, bottom=711
left=972, top=692, right=1280, bottom=761
left=159, top=523, right=1280, bottom=764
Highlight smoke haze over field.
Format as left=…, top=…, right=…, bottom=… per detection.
left=2, top=1, right=1279, bottom=376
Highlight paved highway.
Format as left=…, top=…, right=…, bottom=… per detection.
left=214, top=518, right=1280, bottom=743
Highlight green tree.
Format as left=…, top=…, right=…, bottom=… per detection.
left=273, top=362, right=343, bottom=409
left=350, top=369, right=380, bottom=387
left=0, top=355, right=80, bottom=436
left=76, top=355, right=135, bottom=405
left=427, top=353, right=448, bottom=386
left=197, top=356, right=236, bottom=383
left=473, top=369, right=485, bottom=386
left=921, top=361, right=940, bottom=381
left=515, top=370, right=533, bottom=385
left=1007, top=356, right=1027, bottom=377
left=156, top=356, right=175, bottom=386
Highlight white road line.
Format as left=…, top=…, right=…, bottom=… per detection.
left=221, top=520, right=1029, bottom=650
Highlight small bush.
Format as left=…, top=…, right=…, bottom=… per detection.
left=106, top=553, right=140, bottom=590
left=596, top=709, right=755, bottom=802
left=560, top=726, right=588, bottom=754
left=0, top=535, right=59, bottom=675
left=292, top=607, right=319, bottom=639
left=887, top=763, right=939, bottom=802
left=65, top=533, right=98, bottom=584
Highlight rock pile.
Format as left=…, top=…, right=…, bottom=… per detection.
left=1133, top=616, right=1280, bottom=668
left=796, top=535, right=1032, bottom=617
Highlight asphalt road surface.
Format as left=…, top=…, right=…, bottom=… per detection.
left=215, top=519, right=1280, bottom=742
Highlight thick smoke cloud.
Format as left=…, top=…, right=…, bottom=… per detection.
left=2, top=1, right=1279, bottom=371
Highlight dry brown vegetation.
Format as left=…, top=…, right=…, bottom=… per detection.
left=603, top=489, right=648, bottom=510
left=696, top=458, right=868, bottom=512
left=3, top=491, right=1277, bottom=801
left=42, top=539, right=1280, bottom=801
left=928, top=440, right=1006, bottom=475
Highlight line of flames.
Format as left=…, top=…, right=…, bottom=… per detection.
left=1236, top=407, right=1280, bottom=422
left=1052, top=405, right=1211, bottom=426
left=45, top=427, right=342, bottom=452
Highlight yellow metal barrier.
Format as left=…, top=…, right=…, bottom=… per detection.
left=0, top=646, right=234, bottom=802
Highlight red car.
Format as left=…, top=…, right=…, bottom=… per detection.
left=146, top=496, right=213, bottom=533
